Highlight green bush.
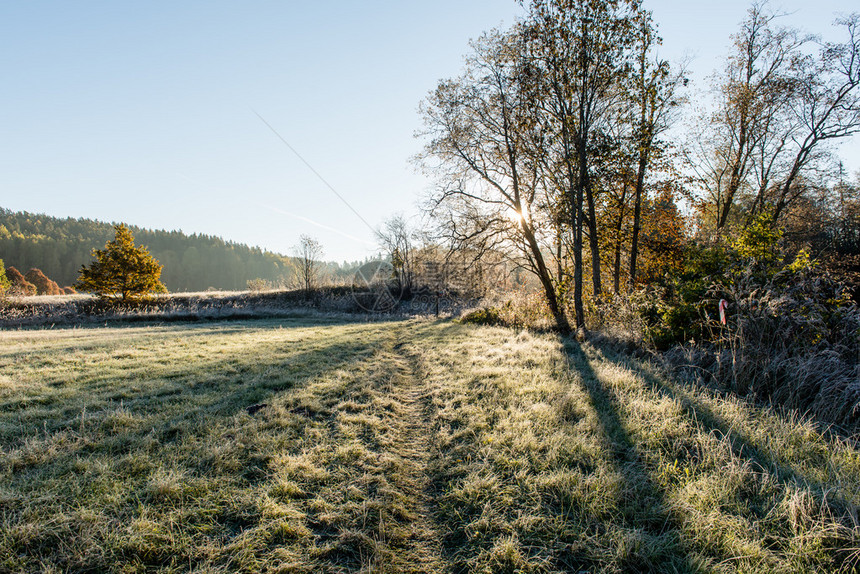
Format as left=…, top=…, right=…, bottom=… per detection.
left=460, top=307, right=503, bottom=326
left=640, top=243, right=730, bottom=349
left=642, top=213, right=860, bottom=430
left=641, top=215, right=808, bottom=349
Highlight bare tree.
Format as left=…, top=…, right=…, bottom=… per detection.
left=377, top=214, right=417, bottom=294
left=687, top=5, right=860, bottom=232
left=293, top=234, right=324, bottom=293
left=688, top=6, right=860, bottom=232
left=687, top=2, right=806, bottom=231
left=768, top=14, right=860, bottom=221
left=419, top=28, right=572, bottom=334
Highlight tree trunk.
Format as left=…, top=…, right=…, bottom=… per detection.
left=717, top=104, right=750, bottom=229
left=629, top=146, right=649, bottom=289
left=586, top=184, right=602, bottom=299
left=613, top=241, right=622, bottom=295
left=523, top=224, right=571, bottom=334
left=773, top=145, right=811, bottom=222
left=611, top=178, right=629, bottom=295
left=573, top=136, right=587, bottom=330
left=573, top=193, right=585, bottom=331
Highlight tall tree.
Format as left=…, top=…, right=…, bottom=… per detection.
left=687, top=3, right=805, bottom=231
left=419, top=28, right=572, bottom=333
left=525, top=0, right=642, bottom=328
left=768, top=14, right=860, bottom=221
left=626, top=9, right=685, bottom=288
left=689, top=6, right=860, bottom=232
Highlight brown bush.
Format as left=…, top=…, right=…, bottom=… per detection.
left=6, top=266, right=25, bottom=284
left=6, top=266, right=37, bottom=296
left=24, top=268, right=62, bottom=296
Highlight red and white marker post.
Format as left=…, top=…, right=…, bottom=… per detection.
left=719, top=299, right=729, bottom=325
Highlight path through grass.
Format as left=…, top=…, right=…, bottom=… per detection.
left=1, top=318, right=858, bottom=572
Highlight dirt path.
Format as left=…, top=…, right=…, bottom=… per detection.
left=284, top=326, right=449, bottom=573
left=377, top=334, right=447, bottom=573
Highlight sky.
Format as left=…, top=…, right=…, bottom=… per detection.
left=1, top=1, right=858, bottom=262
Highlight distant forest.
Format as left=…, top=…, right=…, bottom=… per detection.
left=0, top=208, right=364, bottom=292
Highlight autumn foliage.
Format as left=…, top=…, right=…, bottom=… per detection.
left=5, top=266, right=37, bottom=296
left=24, top=268, right=62, bottom=296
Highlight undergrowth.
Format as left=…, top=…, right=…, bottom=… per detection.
left=0, top=287, right=473, bottom=329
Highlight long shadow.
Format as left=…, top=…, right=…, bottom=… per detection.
left=0, top=323, right=397, bottom=557
left=0, top=312, right=392, bottom=339
left=594, top=344, right=858, bottom=515
left=2, top=321, right=416, bottom=573
left=561, top=338, right=702, bottom=573
left=0, top=322, right=393, bottom=453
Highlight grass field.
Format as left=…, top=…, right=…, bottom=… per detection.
left=1, top=317, right=858, bottom=573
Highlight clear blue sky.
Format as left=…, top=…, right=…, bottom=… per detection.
left=1, top=1, right=858, bottom=262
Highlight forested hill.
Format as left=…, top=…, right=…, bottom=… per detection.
left=0, top=208, right=294, bottom=292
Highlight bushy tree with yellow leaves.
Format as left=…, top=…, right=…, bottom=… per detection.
left=77, top=224, right=167, bottom=301
left=0, top=259, right=10, bottom=297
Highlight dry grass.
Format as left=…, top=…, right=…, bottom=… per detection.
left=1, top=317, right=858, bottom=572
left=0, top=288, right=472, bottom=329
left=0, top=290, right=361, bottom=328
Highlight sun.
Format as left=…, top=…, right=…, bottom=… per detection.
left=506, top=207, right=525, bottom=224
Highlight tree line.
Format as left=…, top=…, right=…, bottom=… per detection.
left=418, top=0, right=860, bottom=335
left=0, top=208, right=365, bottom=292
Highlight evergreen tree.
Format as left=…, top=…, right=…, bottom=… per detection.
left=77, top=224, right=167, bottom=301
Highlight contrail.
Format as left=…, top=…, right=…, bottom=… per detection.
left=177, top=167, right=376, bottom=248
left=252, top=109, right=377, bottom=235
left=259, top=203, right=376, bottom=246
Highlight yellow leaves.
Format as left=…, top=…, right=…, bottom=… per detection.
left=732, top=212, right=783, bottom=262
left=77, top=224, right=167, bottom=301
left=787, top=248, right=816, bottom=273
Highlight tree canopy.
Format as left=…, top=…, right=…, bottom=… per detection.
left=420, top=0, right=859, bottom=335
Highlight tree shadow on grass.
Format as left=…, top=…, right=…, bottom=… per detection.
left=594, top=344, right=859, bottom=517
left=561, top=339, right=703, bottom=573
left=0, top=323, right=392, bottom=463
left=1, top=321, right=416, bottom=573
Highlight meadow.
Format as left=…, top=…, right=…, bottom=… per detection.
left=1, top=317, right=858, bottom=573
